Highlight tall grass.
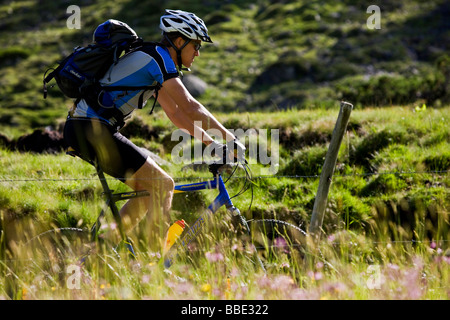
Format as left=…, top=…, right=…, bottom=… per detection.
left=0, top=106, right=449, bottom=299
left=2, top=222, right=448, bottom=300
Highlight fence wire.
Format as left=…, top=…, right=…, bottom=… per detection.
left=0, top=170, right=448, bottom=184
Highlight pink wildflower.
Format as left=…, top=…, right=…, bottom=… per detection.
left=205, top=251, right=224, bottom=262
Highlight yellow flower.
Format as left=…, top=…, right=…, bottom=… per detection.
left=225, top=278, right=232, bottom=299
left=201, top=283, right=212, bottom=293
left=415, top=104, right=427, bottom=112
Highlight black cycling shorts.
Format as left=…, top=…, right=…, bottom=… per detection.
left=64, top=118, right=148, bottom=180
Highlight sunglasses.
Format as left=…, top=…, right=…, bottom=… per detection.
left=192, top=42, right=202, bottom=51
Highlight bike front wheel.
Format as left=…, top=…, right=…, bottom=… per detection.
left=244, top=219, right=307, bottom=273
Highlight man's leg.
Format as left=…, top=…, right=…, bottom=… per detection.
left=121, top=156, right=175, bottom=249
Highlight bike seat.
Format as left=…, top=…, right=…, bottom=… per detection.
left=66, top=146, right=97, bottom=167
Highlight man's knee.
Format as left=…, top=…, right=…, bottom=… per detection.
left=161, top=175, right=175, bottom=194
left=135, top=173, right=174, bottom=195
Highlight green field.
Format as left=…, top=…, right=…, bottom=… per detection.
left=1, top=107, right=449, bottom=300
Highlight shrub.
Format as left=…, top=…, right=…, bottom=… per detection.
left=350, top=128, right=407, bottom=171
left=336, top=69, right=448, bottom=106
left=423, top=152, right=450, bottom=171
left=359, top=174, right=408, bottom=197
left=327, top=189, right=372, bottom=231
left=0, top=47, right=31, bottom=65
left=279, top=146, right=327, bottom=177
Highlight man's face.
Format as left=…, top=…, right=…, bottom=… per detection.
left=180, top=39, right=201, bottom=68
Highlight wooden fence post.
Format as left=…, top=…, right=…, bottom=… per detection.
left=309, top=101, right=353, bottom=238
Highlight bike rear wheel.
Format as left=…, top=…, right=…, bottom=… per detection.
left=13, top=228, right=92, bottom=284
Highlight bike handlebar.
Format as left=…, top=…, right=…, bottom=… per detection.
left=208, top=159, right=248, bottom=176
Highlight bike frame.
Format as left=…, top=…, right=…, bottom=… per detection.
left=164, top=171, right=245, bottom=267
left=175, top=174, right=233, bottom=212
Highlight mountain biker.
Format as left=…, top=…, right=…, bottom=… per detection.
left=63, top=9, right=244, bottom=247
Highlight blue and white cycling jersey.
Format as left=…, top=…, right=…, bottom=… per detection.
left=71, top=44, right=179, bottom=126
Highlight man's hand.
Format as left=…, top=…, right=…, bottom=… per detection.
left=210, top=139, right=246, bottom=164
left=228, top=138, right=246, bottom=163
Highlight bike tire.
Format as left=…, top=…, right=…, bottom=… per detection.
left=245, top=219, right=307, bottom=272
left=13, top=228, right=92, bottom=283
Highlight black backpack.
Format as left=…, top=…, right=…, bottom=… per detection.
left=43, top=19, right=161, bottom=127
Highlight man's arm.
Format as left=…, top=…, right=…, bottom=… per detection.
left=157, top=77, right=236, bottom=143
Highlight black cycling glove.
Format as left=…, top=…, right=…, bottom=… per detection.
left=210, top=138, right=246, bottom=164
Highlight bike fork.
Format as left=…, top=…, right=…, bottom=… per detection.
left=227, top=206, right=267, bottom=274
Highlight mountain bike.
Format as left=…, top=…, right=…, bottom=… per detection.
left=9, top=149, right=307, bottom=293
left=163, top=161, right=307, bottom=274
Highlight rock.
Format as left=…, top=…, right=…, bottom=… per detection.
left=120, top=116, right=159, bottom=140
left=0, top=133, right=13, bottom=150
left=15, top=128, right=66, bottom=154
left=182, top=74, right=208, bottom=97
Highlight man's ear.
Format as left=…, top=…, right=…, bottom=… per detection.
left=174, top=37, right=185, bottom=49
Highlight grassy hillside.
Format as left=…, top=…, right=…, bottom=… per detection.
left=1, top=106, right=448, bottom=236
left=0, top=0, right=449, bottom=136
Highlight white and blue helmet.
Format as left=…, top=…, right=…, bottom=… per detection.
left=160, top=9, right=212, bottom=43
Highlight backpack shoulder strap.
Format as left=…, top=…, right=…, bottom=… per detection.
left=148, top=82, right=162, bottom=115
left=42, top=51, right=76, bottom=98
